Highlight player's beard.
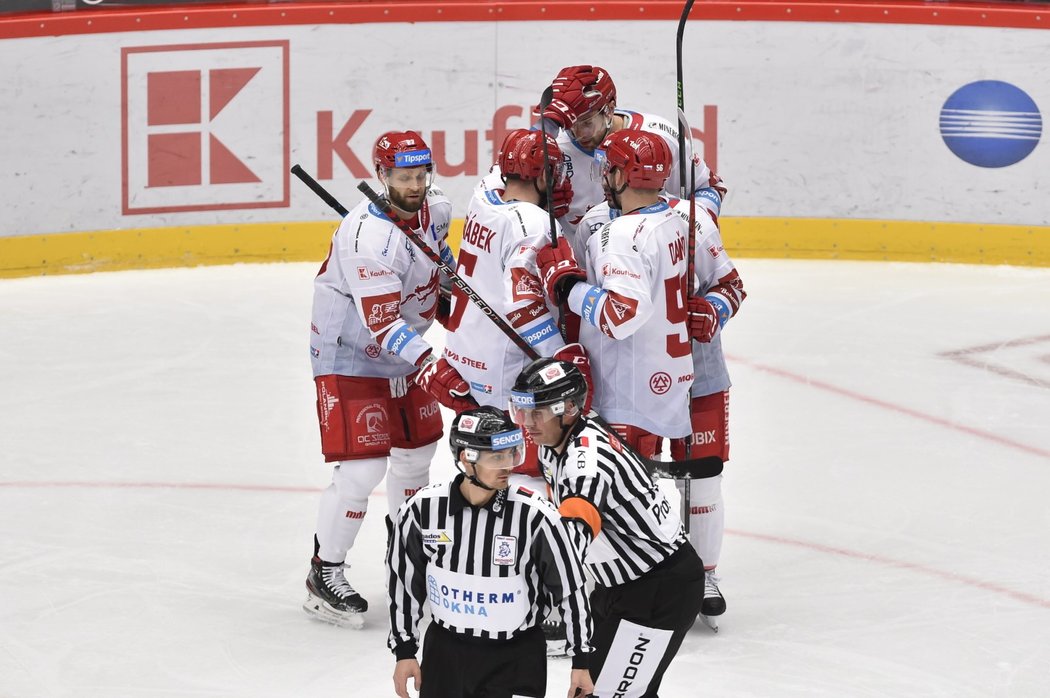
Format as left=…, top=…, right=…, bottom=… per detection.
left=387, top=186, right=426, bottom=214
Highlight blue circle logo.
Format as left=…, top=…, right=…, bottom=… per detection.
left=940, top=80, right=1041, bottom=168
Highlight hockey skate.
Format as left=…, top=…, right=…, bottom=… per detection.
left=699, top=569, right=725, bottom=632
left=542, top=619, right=569, bottom=658
left=303, top=556, right=368, bottom=629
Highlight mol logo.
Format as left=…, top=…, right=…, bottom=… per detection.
left=939, top=80, right=1042, bottom=168
left=121, top=41, right=289, bottom=214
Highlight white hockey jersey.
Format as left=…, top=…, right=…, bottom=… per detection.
left=310, top=188, right=453, bottom=379
left=578, top=198, right=741, bottom=398
left=566, top=200, right=693, bottom=438
left=557, top=109, right=715, bottom=239
left=443, top=187, right=565, bottom=409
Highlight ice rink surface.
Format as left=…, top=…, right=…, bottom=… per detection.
left=2, top=258, right=1049, bottom=698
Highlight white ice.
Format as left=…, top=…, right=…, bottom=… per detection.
left=2, top=259, right=1049, bottom=697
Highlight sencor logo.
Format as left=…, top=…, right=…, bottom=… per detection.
left=939, top=80, right=1042, bottom=168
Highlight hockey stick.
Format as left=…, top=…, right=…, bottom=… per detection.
left=537, top=85, right=560, bottom=247
left=291, top=164, right=348, bottom=217
left=290, top=165, right=721, bottom=481
left=676, top=0, right=704, bottom=526
left=677, top=0, right=698, bottom=297
left=289, top=164, right=540, bottom=360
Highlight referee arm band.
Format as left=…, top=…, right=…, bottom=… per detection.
left=558, top=497, right=602, bottom=539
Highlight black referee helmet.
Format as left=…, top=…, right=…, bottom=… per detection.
left=509, top=358, right=588, bottom=414
left=449, top=406, right=525, bottom=465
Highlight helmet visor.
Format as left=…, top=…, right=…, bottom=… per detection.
left=508, top=390, right=569, bottom=427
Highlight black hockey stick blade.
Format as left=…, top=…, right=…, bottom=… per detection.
left=587, top=412, right=723, bottom=480
left=649, top=455, right=723, bottom=480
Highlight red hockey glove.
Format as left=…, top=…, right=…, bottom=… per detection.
left=687, top=296, right=720, bottom=343
left=708, top=172, right=728, bottom=202
left=549, top=178, right=573, bottom=219
left=415, top=357, right=478, bottom=414
left=536, top=239, right=587, bottom=305
left=553, top=342, right=594, bottom=413
left=542, top=65, right=603, bottom=129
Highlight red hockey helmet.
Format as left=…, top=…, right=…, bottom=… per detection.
left=552, top=64, right=617, bottom=118
left=593, top=130, right=672, bottom=190
left=372, top=131, right=433, bottom=173
left=498, top=129, right=566, bottom=185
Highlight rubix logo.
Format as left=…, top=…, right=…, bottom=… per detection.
left=121, top=41, right=289, bottom=214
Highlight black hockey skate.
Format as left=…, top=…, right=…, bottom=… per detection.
left=700, top=569, right=725, bottom=632
left=303, top=556, right=368, bottom=629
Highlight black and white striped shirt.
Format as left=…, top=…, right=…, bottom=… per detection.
left=387, top=474, right=592, bottom=667
left=539, top=418, right=688, bottom=588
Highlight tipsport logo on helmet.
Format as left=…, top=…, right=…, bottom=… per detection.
left=940, top=80, right=1042, bottom=168
left=394, top=149, right=433, bottom=167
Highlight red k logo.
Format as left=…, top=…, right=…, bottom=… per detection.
left=121, top=41, right=289, bottom=214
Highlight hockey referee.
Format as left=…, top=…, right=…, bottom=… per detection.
left=510, top=358, right=705, bottom=697
left=386, top=406, right=594, bottom=698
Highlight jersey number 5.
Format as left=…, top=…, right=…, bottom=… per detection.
left=445, top=250, right=478, bottom=332
left=664, top=274, right=690, bottom=358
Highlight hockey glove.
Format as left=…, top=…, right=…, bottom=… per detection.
left=549, top=178, right=573, bottom=219
left=552, top=342, right=594, bottom=413
left=687, top=296, right=721, bottom=343
left=415, top=357, right=479, bottom=414
left=542, top=65, right=602, bottom=128
left=536, top=239, right=587, bottom=306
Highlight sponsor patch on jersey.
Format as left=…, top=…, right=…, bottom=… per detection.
left=493, top=535, right=517, bottom=566
left=601, top=263, right=641, bottom=280
left=470, top=381, right=493, bottom=395
left=364, top=292, right=401, bottom=331
left=511, top=268, right=544, bottom=302
left=649, top=372, right=672, bottom=395
left=422, top=529, right=453, bottom=545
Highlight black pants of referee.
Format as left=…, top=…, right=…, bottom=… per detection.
left=419, top=622, right=546, bottom=698
left=589, top=542, right=705, bottom=697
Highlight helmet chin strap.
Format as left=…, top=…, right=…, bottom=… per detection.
left=466, top=470, right=498, bottom=492
left=605, top=175, right=628, bottom=211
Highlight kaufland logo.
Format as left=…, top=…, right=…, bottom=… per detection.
left=121, top=41, right=289, bottom=214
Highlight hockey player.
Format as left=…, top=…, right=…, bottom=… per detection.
left=419, top=128, right=590, bottom=487
left=576, top=191, right=747, bottom=628
left=539, top=64, right=726, bottom=244
left=387, top=407, right=594, bottom=698
left=509, top=359, right=704, bottom=697
left=304, top=131, right=469, bottom=628
left=536, top=129, right=694, bottom=459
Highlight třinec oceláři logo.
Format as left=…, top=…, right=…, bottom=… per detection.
left=940, top=80, right=1041, bottom=168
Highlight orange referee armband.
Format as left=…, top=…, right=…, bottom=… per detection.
left=558, top=497, right=601, bottom=538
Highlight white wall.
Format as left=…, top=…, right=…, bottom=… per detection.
left=1, top=18, right=1047, bottom=238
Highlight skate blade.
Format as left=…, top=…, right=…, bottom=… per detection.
left=303, top=594, right=365, bottom=629
left=699, top=614, right=719, bottom=633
